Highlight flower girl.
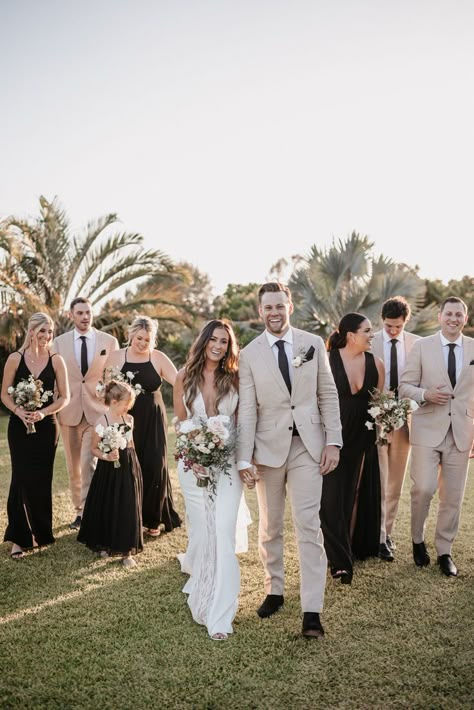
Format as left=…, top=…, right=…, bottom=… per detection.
left=78, top=380, right=143, bottom=567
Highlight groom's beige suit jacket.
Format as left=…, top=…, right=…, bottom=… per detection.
left=53, top=328, right=119, bottom=426
left=399, top=333, right=474, bottom=452
left=237, top=327, right=343, bottom=465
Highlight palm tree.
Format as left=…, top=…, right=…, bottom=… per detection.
left=0, top=195, right=173, bottom=345
left=289, top=231, right=437, bottom=336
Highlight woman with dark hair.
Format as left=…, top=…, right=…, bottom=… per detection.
left=173, top=319, right=250, bottom=640
left=320, top=313, right=384, bottom=584
left=105, top=315, right=181, bottom=535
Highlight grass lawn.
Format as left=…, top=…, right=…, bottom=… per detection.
left=0, top=413, right=473, bottom=709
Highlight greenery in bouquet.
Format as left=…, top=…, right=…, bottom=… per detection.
left=8, top=375, right=53, bottom=434
left=365, top=389, right=418, bottom=446
left=96, top=366, right=143, bottom=398
left=95, top=422, right=129, bottom=468
left=174, top=414, right=234, bottom=499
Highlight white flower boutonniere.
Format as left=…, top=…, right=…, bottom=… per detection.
left=291, top=345, right=315, bottom=368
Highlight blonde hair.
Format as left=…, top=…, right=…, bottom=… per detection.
left=104, top=380, right=136, bottom=409
left=126, top=316, right=158, bottom=350
left=20, top=312, right=54, bottom=351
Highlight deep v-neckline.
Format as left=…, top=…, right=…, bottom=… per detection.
left=337, top=349, right=368, bottom=396
left=197, top=390, right=218, bottom=418
left=23, top=353, right=50, bottom=381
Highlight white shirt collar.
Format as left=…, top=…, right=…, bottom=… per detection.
left=265, top=328, right=293, bottom=348
left=439, top=332, right=463, bottom=348
left=382, top=330, right=403, bottom=344
left=74, top=329, right=93, bottom=341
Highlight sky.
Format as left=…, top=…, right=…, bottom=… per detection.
left=1, top=0, right=473, bottom=296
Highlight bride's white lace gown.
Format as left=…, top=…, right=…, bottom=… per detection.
left=177, top=389, right=250, bottom=638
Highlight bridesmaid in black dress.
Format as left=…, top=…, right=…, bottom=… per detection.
left=105, top=316, right=181, bottom=535
left=1, top=313, right=70, bottom=559
left=320, top=313, right=385, bottom=583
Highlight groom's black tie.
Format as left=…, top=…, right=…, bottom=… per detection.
left=447, top=343, right=456, bottom=388
left=389, top=338, right=399, bottom=396
left=276, top=340, right=291, bottom=393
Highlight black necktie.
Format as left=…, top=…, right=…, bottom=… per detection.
left=447, top=343, right=456, bottom=388
left=80, top=336, right=88, bottom=376
left=389, top=339, right=398, bottom=395
left=275, top=340, right=291, bottom=393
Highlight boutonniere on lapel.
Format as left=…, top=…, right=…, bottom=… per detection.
left=100, top=349, right=107, bottom=356
left=291, top=345, right=315, bottom=368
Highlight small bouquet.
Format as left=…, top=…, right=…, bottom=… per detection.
left=96, top=366, right=143, bottom=398
left=8, top=375, right=53, bottom=434
left=365, top=389, right=418, bottom=446
left=173, top=414, right=234, bottom=500
left=95, top=422, right=129, bottom=468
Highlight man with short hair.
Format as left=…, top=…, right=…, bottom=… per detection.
left=399, top=297, right=474, bottom=576
left=53, top=297, right=119, bottom=529
left=237, top=282, right=342, bottom=638
left=371, top=296, right=420, bottom=561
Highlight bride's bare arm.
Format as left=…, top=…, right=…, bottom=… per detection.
left=173, top=369, right=187, bottom=421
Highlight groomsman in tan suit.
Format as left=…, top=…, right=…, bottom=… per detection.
left=53, top=297, right=119, bottom=528
left=399, top=296, right=474, bottom=577
left=237, top=283, right=342, bottom=638
left=371, top=296, right=420, bottom=561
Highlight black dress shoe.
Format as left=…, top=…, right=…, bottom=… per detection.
left=413, top=541, right=430, bottom=567
left=386, top=535, right=396, bottom=551
left=69, top=515, right=82, bottom=530
left=379, top=542, right=394, bottom=562
left=257, top=594, right=284, bottom=618
left=331, top=569, right=353, bottom=585
left=302, top=612, right=324, bottom=638
left=437, top=554, right=458, bottom=577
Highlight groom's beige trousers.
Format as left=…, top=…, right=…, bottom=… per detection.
left=255, top=436, right=326, bottom=613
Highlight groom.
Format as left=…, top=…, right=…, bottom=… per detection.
left=237, top=282, right=342, bottom=638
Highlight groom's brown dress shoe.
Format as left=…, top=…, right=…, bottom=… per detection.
left=257, top=595, right=284, bottom=618
left=437, top=554, right=458, bottom=577
left=412, top=541, right=430, bottom=567
left=302, top=612, right=324, bottom=638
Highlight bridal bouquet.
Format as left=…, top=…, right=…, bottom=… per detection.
left=96, top=366, right=143, bottom=398
left=8, top=375, right=53, bottom=434
left=365, top=389, right=418, bottom=446
left=174, top=414, right=234, bottom=500
left=95, top=422, right=129, bottom=468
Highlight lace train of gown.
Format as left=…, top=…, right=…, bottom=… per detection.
left=177, top=389, right=251, bottom=637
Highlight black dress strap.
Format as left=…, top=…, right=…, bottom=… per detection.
left=104, top=414, right=109, bottom=425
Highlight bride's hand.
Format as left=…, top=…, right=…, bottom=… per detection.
left=192, top=463, right=208, bottom=480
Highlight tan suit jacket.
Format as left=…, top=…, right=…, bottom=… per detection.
left=399, top=332, right=474, bottom=452
left=237, top=327, right=342, bottom=466
left=53, top=329, right=119, bottom=426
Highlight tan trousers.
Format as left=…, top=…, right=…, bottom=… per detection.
left=60, top=415, right=97, bottom=512
left=410, top=428, right=470, bottom=555
left=255, top=436, right=327, bottom=613
left=378, top=424, right=411, bottom=542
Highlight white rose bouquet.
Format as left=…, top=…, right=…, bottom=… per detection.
left=365, top=389, right=418, bottom=446
left=96, top=366, right=143, bottom=398
left=8, top=375, right=53, bottom=434
left=173, top=414, right=234, bottom=500
left=95, top=422, right=129, bottom=468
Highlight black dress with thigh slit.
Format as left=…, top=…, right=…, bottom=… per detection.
left=4, top=352, right=58, bottom=549
left=121, top=351, right=181, bottom=532
left=320, top=349, right=381, bottom=576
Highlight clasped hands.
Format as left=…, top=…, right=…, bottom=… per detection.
left=15, top=407, right=45, bottom=424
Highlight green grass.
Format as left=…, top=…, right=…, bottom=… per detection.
left=0, top=414, right=473, bottom=709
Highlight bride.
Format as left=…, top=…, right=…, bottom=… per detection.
left=173, top=319, right=250, bottom=640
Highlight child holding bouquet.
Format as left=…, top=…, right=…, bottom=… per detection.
left=78, top=380, right=143, bottom=567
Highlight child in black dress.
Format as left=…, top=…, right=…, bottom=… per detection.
left=78, top=380, right=143, bottom=567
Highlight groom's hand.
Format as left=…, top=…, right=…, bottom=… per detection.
left=320, top=445, right=340, bottom=476
left=239, top=467, right=258, bottom=489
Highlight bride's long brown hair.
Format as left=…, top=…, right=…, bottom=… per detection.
left=183, top=319, right=239, bottom=412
